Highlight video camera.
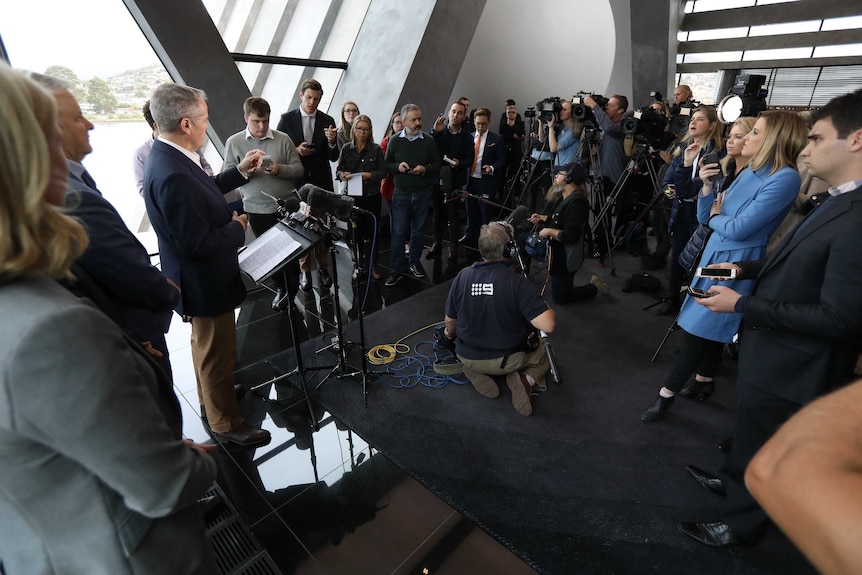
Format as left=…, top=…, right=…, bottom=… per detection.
left=622, top=106, right=668, bottom=148
left=572, top=92, right=608, bottom=121
left=669, top=100, right=702, bottom=137
left=535, top=97, right=563, bottom=122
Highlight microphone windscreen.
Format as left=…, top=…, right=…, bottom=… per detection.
left=297, top=183, right=318, bottom=201
left=282, top=195, right=300, bottom=213
left=506, top=205, right=531, bottom=233
left=332, top=195, right=355, bottom=220
left=306, top=188, right=331, bottom=212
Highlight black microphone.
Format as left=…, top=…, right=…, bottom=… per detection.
left=307, top=187, right=355, bottom=220
left=505, top=205, right=531, bottom=234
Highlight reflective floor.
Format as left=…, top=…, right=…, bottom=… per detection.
left=168, top=230, right=538, bottom=574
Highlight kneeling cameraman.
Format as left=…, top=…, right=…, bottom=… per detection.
left=530, top=163, right=609, bottom=304
left=443, top=223, right=556, bottom=416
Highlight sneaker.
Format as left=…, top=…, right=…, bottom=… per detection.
left=408, top=263, right=427, bottom=279
left=463, top=366, right=500, bottom=398
left=384, top=273, right=402, bottom=287
left=591, top=275, right=609, bottom=295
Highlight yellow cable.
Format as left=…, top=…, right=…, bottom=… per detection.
left=367, top=321, right=440, bottom=365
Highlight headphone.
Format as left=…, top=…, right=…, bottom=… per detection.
left=491, top=221, right=518, bottom=259
left=563, top=163, right=586, bottom=185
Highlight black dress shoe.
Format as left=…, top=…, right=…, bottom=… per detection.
left=318, top=269, right=332, bottom=289
left=212, top=423, right=271, bottom=447
left=685, top=464, right=726, bottom=495
left=426, top=243, right=441, bottom=260
left=271, top=287, right=288, bottom=312
left=641, top=394, right=674, bottom=422
left=299, top=271, right=312, bottom=292
left=678, top=379, right=715, bottom=401
left=678, top=521, right=747, bottom=547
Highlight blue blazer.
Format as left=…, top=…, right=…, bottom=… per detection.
left=468, top=130, right=506, bottom=197
left=677, top=164, right=800, bottom=343
left=67, top=165, right=179, bottom=345
left=144, top=140, right=248, bottom=317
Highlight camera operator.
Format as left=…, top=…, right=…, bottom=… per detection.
left=670, top=84, right=694, bottom=115
left=584, top=94, right=628, bottom=193
left=526, top=103, right=556, bottom=214
left=443, top=223, right=556, bottom=416
left=529, top=163, right=609, bottom=304
left=545, top=100, right=583, bottom=166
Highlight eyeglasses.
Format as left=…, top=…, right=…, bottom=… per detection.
left=344, top=109, right=359, bottom=114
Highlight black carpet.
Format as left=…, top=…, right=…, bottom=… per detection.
left=270, top=253, right=815, bottom=575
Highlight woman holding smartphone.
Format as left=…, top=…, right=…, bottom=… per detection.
left=661, top=106, right=724, bottom=314
left=641, top=110, right=808, bottom=422
left=337, top=114, right=386, bottom=279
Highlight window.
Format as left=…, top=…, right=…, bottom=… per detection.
left=0, top=0, right=173, bottom=233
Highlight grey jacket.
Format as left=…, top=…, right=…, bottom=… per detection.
left=0, top=275, right=217, bottom=574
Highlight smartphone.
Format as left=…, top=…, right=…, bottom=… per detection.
left=696, top=267, right=737, bottom=280
left=687, top=286, right=715, bottom=298
left=261, top=155, right=272, bottom=169
left=702, top=152, right=722, bottom=182
left=443, top=155, right=457, bottom=167
left=305, top=143, right=316, bottom=149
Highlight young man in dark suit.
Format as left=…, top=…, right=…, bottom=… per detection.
left=680, top=89, right=862, bottom=548
left=461, top=107, right=507, bottom=247
left=145, top=83, right=270, bottom=448
left=276, top=77, right=339, bottom=292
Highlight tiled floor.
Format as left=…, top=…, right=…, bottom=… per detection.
left=169, top=228, right=538, bottom=574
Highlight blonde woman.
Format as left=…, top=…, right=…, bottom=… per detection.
left=642, top=110, right=809, bottom=422
left=0, top=64, right=217, bottom=574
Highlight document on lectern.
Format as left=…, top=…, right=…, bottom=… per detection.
left=238, top=224, right=303, bottom=283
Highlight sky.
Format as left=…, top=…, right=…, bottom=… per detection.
left=1, top=0, right=161, bottom=79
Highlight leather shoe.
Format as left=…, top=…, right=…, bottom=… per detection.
left=641, top=394, right=674, bottom=422
left=678, top=378, right=715, bottom=401
left=463, top=366, right=500, bottom=398
left=271, top=287, right=288, bottom=312
left=678, top=521, right=747, bottom=547
left=299, top=271, right=312, bottom=292
left=506, top=372, right=533, bottom=416
left=212, top=423, right=271, bottom=447
left=685, top=464, right=726, bottom=495
left=318, top=269, right=332, bottom=290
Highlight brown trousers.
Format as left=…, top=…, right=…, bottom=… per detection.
left=190, top=312, right=241, bottom=433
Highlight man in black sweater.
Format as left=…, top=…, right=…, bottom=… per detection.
left=384, top=104, right=441, bottom=286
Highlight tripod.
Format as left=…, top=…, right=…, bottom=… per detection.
left=334, top=212, right=379, bottom=406
left=511, top=231, right=562, bottom=385
left=241, top=216, right=332, bottom=431
left=589, top=142, right=666, bottom=276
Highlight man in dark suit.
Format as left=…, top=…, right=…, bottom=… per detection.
left=679, top=89, right=862, bottom=547
left=145, top=83, right=270, bottom=448
left=461, top=107, right=507, bottom=246
left=30, top=75, right=181, bottom=379
left=276, top=77, right=339, bottom=292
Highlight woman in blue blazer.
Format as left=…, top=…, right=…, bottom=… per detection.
left=642, top=110, right=810, bottom=422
